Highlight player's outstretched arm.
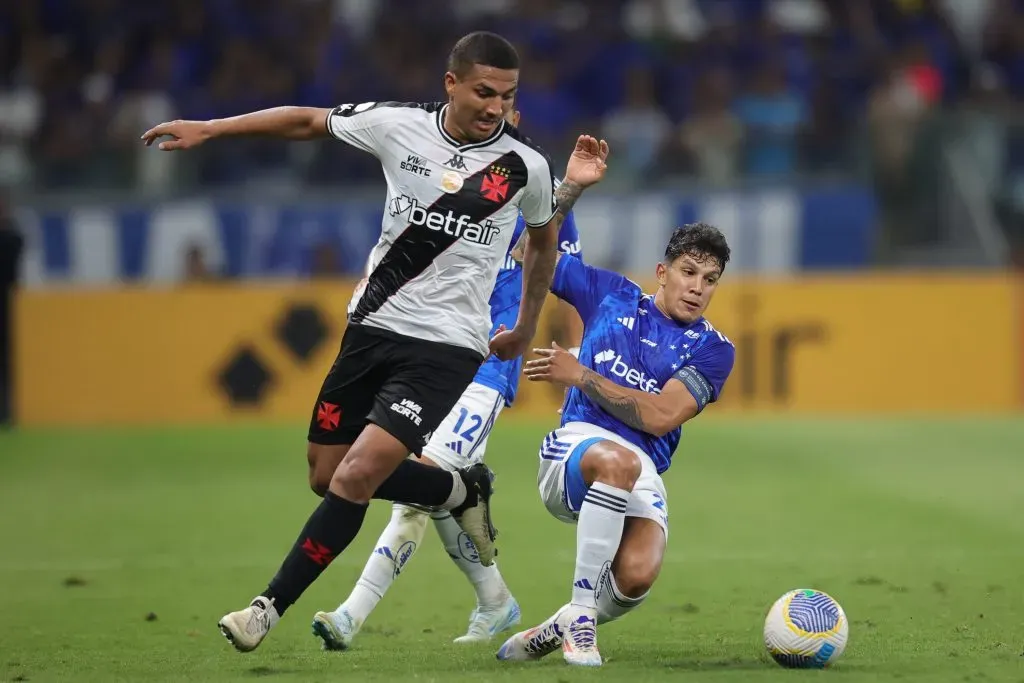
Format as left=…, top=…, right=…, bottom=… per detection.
left=524, top=342, right=700, bottom=437
left=141, top=107, right=333, bottom=150
left=490, top=135, right=608, bottom=361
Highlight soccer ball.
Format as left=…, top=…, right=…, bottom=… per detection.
left=763, top=589, right=848, bottom=668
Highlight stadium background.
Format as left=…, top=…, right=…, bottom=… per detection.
left=2, top=1, right=1024, bottom=681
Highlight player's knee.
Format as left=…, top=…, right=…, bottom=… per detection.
left=583, top=445, right=642, bottom=491
left=331, top=455, right=380, bottom=502
left=612, top=560, right=656, bottom=599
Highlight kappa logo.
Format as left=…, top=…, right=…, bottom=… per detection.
left=444, top=153, right=467, bottom=170
left=334, top=101, right=377, bottom=117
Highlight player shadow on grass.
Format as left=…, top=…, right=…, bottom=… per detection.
left=660, top=656, right=868, bottom=673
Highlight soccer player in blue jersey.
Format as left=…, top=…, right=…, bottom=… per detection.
left=311, top=107, right=584, bottom=650
left=496, top=223, right=734, bottom=667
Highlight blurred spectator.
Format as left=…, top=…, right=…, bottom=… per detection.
left=676, top=68, right=743, bottom=185
left=867, top=48, right=940, bottom=189
left=0, top=0, right=1019, bottom=193
left=184, top=243, right=214, bottom=282
left=600, top=66, right=672, bottom=182
left=0, top=190, right=22, bottom=426
left=734, top=60, right=807, bottom=177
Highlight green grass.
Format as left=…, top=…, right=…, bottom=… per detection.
left=2, top=416, right=1023, bottom=682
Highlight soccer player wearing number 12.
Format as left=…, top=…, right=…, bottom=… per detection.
left=497, top=223, right=735, bottom=667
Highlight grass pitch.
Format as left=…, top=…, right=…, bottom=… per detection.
left=2, top=416, right=1022, bottom=682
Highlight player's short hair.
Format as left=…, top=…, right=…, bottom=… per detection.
left=447, top=32, right=520, bottom=78
left=664, top=223, right=731, bottom=273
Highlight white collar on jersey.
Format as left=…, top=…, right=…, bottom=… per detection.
left=435, top=103, right=507, bottom=152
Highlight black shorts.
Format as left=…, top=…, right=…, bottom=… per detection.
left=308, top=324, right=484, bottom=455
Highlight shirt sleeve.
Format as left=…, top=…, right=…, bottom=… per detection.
left=672, top=334, right=735, bottom=412
left=325, top=102, right=396, bottom=157
left=550, top=254, right=632, bottom=323
left=519, top=153, right=557, bottom=228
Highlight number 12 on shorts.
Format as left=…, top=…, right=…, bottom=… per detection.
left=452, top=407, right=482, bottom=442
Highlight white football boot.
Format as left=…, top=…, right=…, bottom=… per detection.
left=561, top=606, right=602, bottom=666
left=218, top=596, right=280, bottom=652
left=495, top=605, right=568, bottom=661
left=453, top=594, right=521, bottom=643
left=311, top=606, right=360, bottom=651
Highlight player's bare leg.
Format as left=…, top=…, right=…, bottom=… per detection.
left=219, top=426, right=495, bottom=652
left=320, top=452, right=516, bottom=650
left=498, top=440, right=640, bottom=666
left=595, top=517, right=664, bottom=624
left=307, top=443, right=350, bottom=496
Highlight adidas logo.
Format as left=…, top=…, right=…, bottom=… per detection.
left=446, top=440, right=464, bottom=455
left=617, top=316, right=635, bottom=330
left=573, top=578, right=594, bottom=591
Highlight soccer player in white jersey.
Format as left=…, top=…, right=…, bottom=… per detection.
left=311, top=107, right=585, bottom=651
left=495, top=224, right=735, bottom=666
left=141, top=31, right=609, bottom=653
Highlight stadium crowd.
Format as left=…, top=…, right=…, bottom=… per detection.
left=0, top=0, right=1021, bottom=195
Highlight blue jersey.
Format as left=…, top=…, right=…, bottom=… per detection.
left=473, top=210, right=582, bottom=406
left=552, top=255, right=735, bottom=474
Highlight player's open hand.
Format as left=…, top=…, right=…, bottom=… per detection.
left=141, top=119, right=211, bottom=151
left=488, top=324, right=531, bottom=362
left=564, top=135, right=609, bottom=189
left=524, top=341, right=584, bottom=387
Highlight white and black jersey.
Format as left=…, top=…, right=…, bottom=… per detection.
left=328, top=101, right=556, bottom=357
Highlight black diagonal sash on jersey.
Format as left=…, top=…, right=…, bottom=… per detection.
left=351, top=150, right=528, bottom=324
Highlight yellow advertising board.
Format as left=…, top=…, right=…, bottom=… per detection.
left=13, top=273, right=1022, bottom=426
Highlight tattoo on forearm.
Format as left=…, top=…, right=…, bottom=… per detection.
left=516, top=181, right=582, bottom=318
left=579, top=368, right=648, bottom=431
left=554, top=180, right=583, bottom=221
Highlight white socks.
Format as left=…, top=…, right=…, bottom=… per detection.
left=597, top=570, right=647, bottom=624
left=340, top=503, right=428, bottom=624
left=571, top=482, right=628, bottom=609
left=431, top=509, right=508, bottom=607
left=441, top=472, right=467, bottom=510
left=339, top=502, right=511, bottom=626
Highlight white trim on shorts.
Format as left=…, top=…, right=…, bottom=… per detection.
left=537, top=421, right=669, bottom=537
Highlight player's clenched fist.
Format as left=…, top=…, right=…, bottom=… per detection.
left=524, top=341, right=584, bottom=387
left=141, top=119, right=211, bottom=151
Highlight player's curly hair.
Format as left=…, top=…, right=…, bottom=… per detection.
left=664, top=223, right=731, bottom=273
left=448, top=32, right=520, bottom=78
